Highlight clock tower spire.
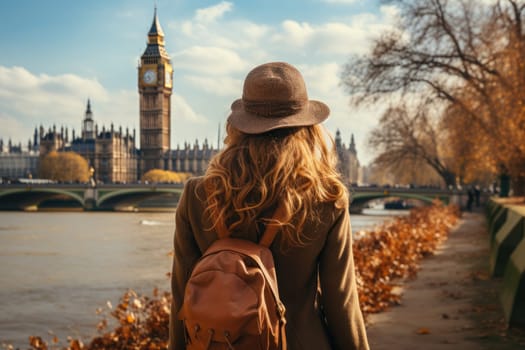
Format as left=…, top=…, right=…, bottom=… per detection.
left=82, top=98, right=95, bottom=140
left=138, top=7, right=173, bottom=175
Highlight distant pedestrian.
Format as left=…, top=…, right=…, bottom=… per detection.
left=474, top=186, right=481, bottom=207
left=169, top=62, right=370, bottom=350
left=467, top=186, right=475, bottom=211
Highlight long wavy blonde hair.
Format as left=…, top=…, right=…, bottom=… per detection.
left=199, top=121, right=348, bottom=247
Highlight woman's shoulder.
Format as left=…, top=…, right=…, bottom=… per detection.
left=183, top=176, right=204, bottom=189
left=318, top=200, right=347, bottom=218
left=180, top=176, right=207, bottom=206
left=307, top=201, right=348, bottom=234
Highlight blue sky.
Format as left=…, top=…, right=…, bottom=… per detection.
left=0, top=0, right=397, bottom=165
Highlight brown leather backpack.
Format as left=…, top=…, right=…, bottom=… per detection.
left=178, top=208, right=287, bottom=350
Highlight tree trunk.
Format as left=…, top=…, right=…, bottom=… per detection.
left=500, top=174, right=511, bottom=197
left=441, top=170, right=457, bottom=189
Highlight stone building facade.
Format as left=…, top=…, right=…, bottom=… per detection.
left=38, top=100, right=138, bottom=184
left=165, top=139, right=216, bottom=175
left=335, top=129, right=361, bottom=185
left=0, top=140, right=39, bottom=180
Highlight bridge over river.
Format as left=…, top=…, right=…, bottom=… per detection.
left=0, top=183, right=467, bottom=212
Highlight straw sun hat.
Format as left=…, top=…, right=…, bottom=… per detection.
left=228, top=62, right=330, bottom=134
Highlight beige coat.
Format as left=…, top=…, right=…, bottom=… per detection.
left=169, top=177, right=369, bottom=350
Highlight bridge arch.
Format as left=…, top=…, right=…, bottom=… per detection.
left=96, top=186, right=184, bottom=210
left=349, top=190, right=449, bottom=212
left=0, top=187, right=85, bottom=210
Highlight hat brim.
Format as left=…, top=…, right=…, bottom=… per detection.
left=228, top=99, right=330, bottom=134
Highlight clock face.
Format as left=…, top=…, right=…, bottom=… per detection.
left=143, top=69, right=157, bottom=84
left=165, top=71, right=171, bottom=86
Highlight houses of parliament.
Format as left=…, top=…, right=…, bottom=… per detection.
left=0, top=10, right=360, bottom=185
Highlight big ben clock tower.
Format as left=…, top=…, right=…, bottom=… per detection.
left=138, top=8, right=173, bottom=175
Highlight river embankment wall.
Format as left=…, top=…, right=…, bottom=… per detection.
left=486, top=197, right=525, bottom=327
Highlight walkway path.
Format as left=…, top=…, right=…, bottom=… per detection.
left=365, top=211, right=525, bottom=350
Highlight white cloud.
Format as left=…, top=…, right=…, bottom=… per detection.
left=93, top=90, right=138, bottom=133
left=184, top=75, right=241, bottom=96
left=0, top=66, right=107, bottom=136
left=0, top=111, right=31, bottom=146
left=195, top=1, right=233, bottom=23
left=271, top=14, right=397, bottom=57
left=379, top=4, right=400, bottom=22
left=171, top=10, right=397, bottom=81
left=175, top=18, right=270, bottom=51
left=300, top=62, right=340, bottom=96
left=279, top=20, right=314, bottom=47
left=171, top=46, right=248, bottom=75
left=171, top=94, right=208, bottom=124
left=0, top=67, right=105, bottom=101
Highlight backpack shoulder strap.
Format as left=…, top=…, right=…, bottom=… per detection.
left=259, top=204, right=286, bottom=248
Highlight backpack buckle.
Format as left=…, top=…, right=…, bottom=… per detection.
left=224, top=331, right=235, bottom=350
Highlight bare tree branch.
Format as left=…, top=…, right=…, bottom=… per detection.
left=343, top=0, right=525, bottom=193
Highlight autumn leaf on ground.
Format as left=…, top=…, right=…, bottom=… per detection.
left=416, top=327, right=431, bottom=335
left=354, top=202, right=459, bottom=315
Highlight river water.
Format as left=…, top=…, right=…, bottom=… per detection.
left=0, top=209, right=402, bottom=348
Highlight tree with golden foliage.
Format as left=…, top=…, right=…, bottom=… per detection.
left=368, top=102, right=456, bottom=187
left=342, top=0, right=525, bottom=195
left=141, top=169, right=191, bottom=184
left=440, top=103, right=498, bottom=186
left=39, top=151, right=89, bottom=183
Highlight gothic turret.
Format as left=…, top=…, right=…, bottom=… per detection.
left=349, top=134, right=356, bottom=154
left=82, top=99, right=95, bottom=140
left=335, top=129, right=342, bottom=149
left=33, top=127, right=39, bottom=149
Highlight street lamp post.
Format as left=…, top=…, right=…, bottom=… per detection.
left=89, top=166, right=95, bottom=188
left=85, top=166, right=98, bottom=210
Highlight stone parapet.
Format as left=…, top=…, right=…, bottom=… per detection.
left=486, top=197, right=525, bottom=328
